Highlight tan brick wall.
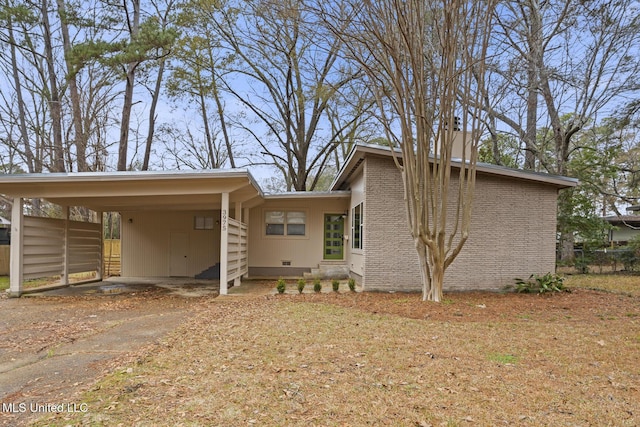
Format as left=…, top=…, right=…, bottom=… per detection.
left=363, top=156, right=421, bottom=292
left=360, top=155, right=559, bottom=292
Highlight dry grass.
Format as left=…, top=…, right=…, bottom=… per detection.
left=33, top=277, right=640, bottom=427
left=564, top=273, right=640, bottom=296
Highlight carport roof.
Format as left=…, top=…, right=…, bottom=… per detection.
left=0, top=169, right=264, bottom=212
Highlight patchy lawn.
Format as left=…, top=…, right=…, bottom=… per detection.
left=564, top=273, right=640, bottom=296
left=28, top=278, right=640, bottom=426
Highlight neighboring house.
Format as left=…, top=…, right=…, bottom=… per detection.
left=0, top=216, right=10, bottom=245
left=603, top=214, right=640, bottom=246
left=0, top=143, right=577, bottom=297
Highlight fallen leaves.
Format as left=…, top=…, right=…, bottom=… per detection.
left=6, top=284, right=640, bottom=427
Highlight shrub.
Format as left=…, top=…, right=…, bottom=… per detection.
left=276, top=278, right=286, bottom=294
left=348, top=278, right=356, bottom=292
left=620, top=248, right=639, bottom=272
left=332, top=279, right=340, bottom=292
left=297, top=278, right=306, bottom=294
left=512, top=273, right=567, bottom=294
left=574, top=257, right=590, bottom=274
left=313, top=278, right=322, bottom=293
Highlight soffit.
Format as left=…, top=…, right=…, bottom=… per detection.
left=0, top=170, right=264, bottom=212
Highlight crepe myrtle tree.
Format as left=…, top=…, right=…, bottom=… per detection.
left=325, top=0, right=495, bottom=301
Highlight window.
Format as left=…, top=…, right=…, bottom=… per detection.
left=352, top=203, right=363, bottom=249
left=194, top=215, right=214, bottom=230
left=265, top=210, right=306, bottom=236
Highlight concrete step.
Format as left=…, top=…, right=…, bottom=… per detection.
left=303, top=263, right=349, bottom=280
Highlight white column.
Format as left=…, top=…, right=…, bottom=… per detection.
left=244, top=207, right=250, bottom=279
left=97, top=211, right=103, bottom=281
left=234, top=201, right=242, bottom=287
left=62, top=206, right=69, bottom=286
left=219, top=192, right=229, bottom=295
left=9, top=198, right=23, bottom=297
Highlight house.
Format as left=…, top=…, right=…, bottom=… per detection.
left=0, top=216, right=10, bottom=245
left=0, top=143, right=577, bottom=297
left=603, top=212, right=640, bottom=246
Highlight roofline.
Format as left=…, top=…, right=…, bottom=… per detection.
left=331, top=142, right=578, bottom=190
left=264, top=191, right=351, bottom=200
left=0, top=168, right=265, bottom=198
left=603, top=215, right=640, bottom=222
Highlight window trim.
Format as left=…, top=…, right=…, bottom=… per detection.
left=264, top=209, right=308, bottom=238
left=194, top=215, right=215, bottom=230
left=351, top=202, right=363, bottom=250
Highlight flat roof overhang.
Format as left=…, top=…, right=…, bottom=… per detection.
left=0, top=169, right=265, bottom=212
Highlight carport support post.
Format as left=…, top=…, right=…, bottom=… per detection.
left=244, top=207, right=250, bottom=279
left=220, top=192, right=229, bottom=295
left=9, top=197, right=24, bottom=297
left=234, top=201, right=242, bottom=288
left=62, top=206, right=69, bottom=286
left=97, top=211, right=103, bottom=281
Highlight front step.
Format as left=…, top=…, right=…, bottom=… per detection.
left=303, top=262, right=349, bottom=280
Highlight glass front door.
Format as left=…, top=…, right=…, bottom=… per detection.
left=324, top=214, right=344, bottom=260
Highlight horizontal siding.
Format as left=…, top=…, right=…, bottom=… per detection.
left=68, top=220, right=101, bottom=274
left=21, top=216, right=101, bottom=280
left=23, top=217, right=64, bottom=280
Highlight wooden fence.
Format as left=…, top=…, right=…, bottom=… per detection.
left=0, top=245, right=8, bottom=275
left=0, top=239, right=121, bottom=277
left=104, top=239, right=121, bottom=276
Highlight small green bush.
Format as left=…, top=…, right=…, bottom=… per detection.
left=574, top=257, right=590, bottom=274
left=332, top=279, right=340, bottom=292
left=276, top=278, right=286, bottom=294
left=313, top=278, right=322, bottom=293
left=512, top=273, right=567, bottom=294
left=297, top=278, right=306, bottom=294
left=348, top=278, right=356, bottom=292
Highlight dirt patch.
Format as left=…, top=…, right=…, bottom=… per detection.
left=28, top=283, right=640, bottom=426
left=0, top=287, right=217, bottom=427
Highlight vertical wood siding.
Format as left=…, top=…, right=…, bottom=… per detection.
left=121, top=210, right=220, bottom=277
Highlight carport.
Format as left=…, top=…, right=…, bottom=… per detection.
left=0, top=169, right=263, bottom=297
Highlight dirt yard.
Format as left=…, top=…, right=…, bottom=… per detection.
left=4, top=277, right=635, bottom=427
left=0, top=286, right=204, bottom=426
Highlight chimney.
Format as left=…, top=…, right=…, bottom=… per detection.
left=450, top=117, right=470, bottom=160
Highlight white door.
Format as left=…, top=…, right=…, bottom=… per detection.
left=169, top=232, right=188, bottom=277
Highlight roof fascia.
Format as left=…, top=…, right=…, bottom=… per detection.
left=264, top=191, right=351, bottom=200
left=331, top=142, right=578, bottom=189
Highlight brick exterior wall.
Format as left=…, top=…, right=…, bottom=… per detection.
left=363, top=157, right=421, bottom=292
left=360, top=155, right=559, bottom=292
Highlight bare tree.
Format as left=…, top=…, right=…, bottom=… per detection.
left=480, top=0, right=640, bottom=261
left=327, top=0, right=495, bottom=301
left=141, top=0, right=178, bottom=171
left=167, top=0, right=237, bottom=169
left=212, top=0, right=368, bottom=190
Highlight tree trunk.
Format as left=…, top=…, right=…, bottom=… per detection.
left=117, top=0, right=141, bottom=171
left=7, top=18, right=37, bottom=173
left=56, top=0, right=87, bottom=172
left=560, top=232, right=575, bottom=263
left=524, top=0, right=541, bottom=170
left=41, top=0, right=65, bottom=172
left=210, top=62, right=235, bottom=168
left=142, top=57, right=166, bottom=170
